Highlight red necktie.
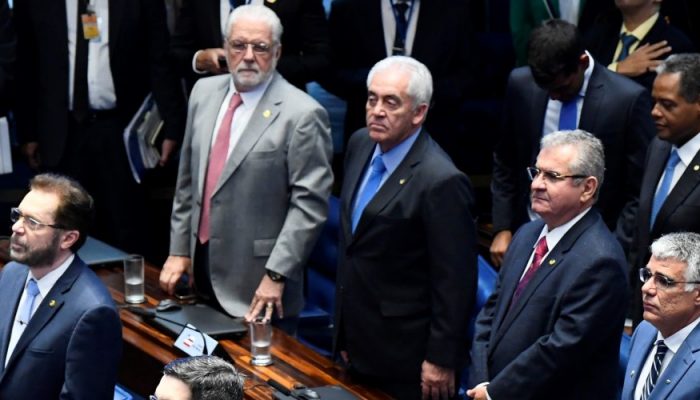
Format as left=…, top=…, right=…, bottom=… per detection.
left=198, top=93, right=243, bottom=244
left=510, top=236, right=548, bottom=308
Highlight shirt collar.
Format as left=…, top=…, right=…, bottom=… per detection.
left=672, top=131, right=700, bottom=167
left=578, top=51, right=595, bottom=98
left=537, top=207, right=592, bottom=252
left=620, top=12, right=659, bottom=39
left=370, top=127, right=421, bottom=176
left=28, top=254, right=75, bottom=299
left=656, top=315, right=700, bottom=354
left=228, top=73, right=274, bottom=107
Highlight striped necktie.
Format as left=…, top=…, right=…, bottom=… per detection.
left=640, top=340, right=668, bottom=400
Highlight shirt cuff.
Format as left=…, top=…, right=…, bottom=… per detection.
left=192, top=50, right=207, bottom=74
left=475, top=382, right=493, bottom=400
left=608, top=61, right=619, bottom=72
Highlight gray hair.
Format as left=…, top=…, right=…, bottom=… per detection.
left=162, top=356, right=244, bottom=400
left=540, top=129, right=605, bottom=196
left=226, top=4, right=283, bottom=45
left=656, top=53, right=700, bottom=103
left=650, top=232, right=700, bottom=291
left=367, top=56, right=433, bottom=110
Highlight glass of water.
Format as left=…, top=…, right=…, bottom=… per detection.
left=249, top=317, right=273, bottom=366
left=123, top=254, right=145, bottom=304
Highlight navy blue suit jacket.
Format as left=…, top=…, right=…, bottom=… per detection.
left=469, top=210, right=628, bottom=400
left=0, top=256, right=122, bottom=399
left=622, top=320, right=700, bottom=400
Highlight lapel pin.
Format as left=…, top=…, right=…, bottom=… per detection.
left=630, top=370, right=636, bottom=377
left=665, top=379, right=671, bottom=384
left=263, top=109, right=271, bottom=118
left=548, top=259, right=556, bottom=265
left=694, top=165, right=699, bottom=171
left=49, top=299, right=56, bottom=307
left=399, top=179, right=406, bottom=185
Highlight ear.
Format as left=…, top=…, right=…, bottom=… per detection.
left=578, top=53, right=590, bottom=70
left=411, top=103, right=429, bottom=126
left=59, top=230, right=80, bottom=251
left=579, top=176, right=598, bottom=203
left=274, top=44, right=282, bottom=61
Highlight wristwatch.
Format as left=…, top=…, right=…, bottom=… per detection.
left=266, top=270, right=286, bottom=282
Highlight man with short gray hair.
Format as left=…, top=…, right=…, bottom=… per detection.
left=335, top=56, right=477, bottom=400
left=622, top=232, right=700, bottom=400
left=469, top=130, right=628, bottom=400
left=153, top=355, right=244, bottom=400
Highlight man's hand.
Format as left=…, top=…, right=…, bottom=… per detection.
left=616, top=41, right=671, bottom=77
left=195, top=48, right=228, bottom=74
left=244, top=275, right=285, bottom=323
left=421, top=361, right=455, bottom=400
left=466, top=384, right=489, bottom=400
left=159, top=138, right=178, bottom=166
left=159, top=255, right=192, bottom=295
left=489, top=230, right=512, bottom=267
left=21, top=142, right=40, bottom=170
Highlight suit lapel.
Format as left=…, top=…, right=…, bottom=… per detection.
left=213, top=74, right=281, bottom=195
left=351, top=131, right=427, bottom=241
left=654, top=147, right=700, bottom=232
left=3, top=258, right=83, bottom=373
left=652, top=324, right=700, bottom=399
left=625, top=328, right=657, bottom=400
left=579, top=64, right=605, bottom=133
left=641, top=140, right=670, bottom=233
left=0, top=267, right=28, bottom=373
left=340, top=134, right=375, bottom=241
left=493, top=211, right=598, bottom=345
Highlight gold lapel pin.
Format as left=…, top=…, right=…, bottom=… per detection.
left=399, top=179, right=406, bottom=185
left=694, top=165, right=699, bottom=171
left=49, top=299, right=57, bottom=307
left=548, top=259, right=556, bottom=265
left=263, top=110, right=271, bottom=118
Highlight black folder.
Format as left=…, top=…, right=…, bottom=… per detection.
left=153, top=303, right=247, bottom=339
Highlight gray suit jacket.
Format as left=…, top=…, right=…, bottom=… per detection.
left=170, top=72, right=333, bottom=317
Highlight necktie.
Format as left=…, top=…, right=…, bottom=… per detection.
left=558, top=98, right=578, bottom=131
left=392, top=1, right=410, bottom=55
left=640, top=340, right=668, bottom=400
left=352, top=156, right=386, bottom=232
left=198, top=93, right=243, bottom=244
left=73, top=0, right=89, bottom=122
left=19, top=279, right=40, bottom=325
left=651, top=150, right=680, bottom=227
left=510, top=236, right=548, bottom=308
left=617, top=33, right=638, bottom=62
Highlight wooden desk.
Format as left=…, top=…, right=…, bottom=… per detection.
left=95, top=262, right=390, bottom=399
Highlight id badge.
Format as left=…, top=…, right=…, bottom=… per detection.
left=81, top=12, right=100, bottom=40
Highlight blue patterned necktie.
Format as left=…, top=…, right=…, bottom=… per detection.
left=558, top=98, right=578, bottom=131
left=651, top=150, right=680, bottom=226
left=617, top=33, right=638, bottom=62
left=640, top=340, right=668, bottom=400
left=352, top=156, right=386, bottom=232
left=19, top=279, right=40, bottom=324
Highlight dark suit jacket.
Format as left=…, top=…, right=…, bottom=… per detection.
left=629, top=137, right=700, bottom=324
left=0, top=256, right=122, bottom=398
left=334, top=129, right=477, bottom=380
left=491, top=63, right=655, bottom=252
left=324, top=0, right=476, bottom=160
left=585, top=12, right=695, bottom=91
left=622, top=320, right=700, bottom=400
left=469, top=210, right=628, bottom=400
left=169, top=0, right=330, bottom=91
left=14, top=0, right=185, bottom=167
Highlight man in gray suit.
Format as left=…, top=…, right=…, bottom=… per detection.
left=159, top=4, right=333, bottom=332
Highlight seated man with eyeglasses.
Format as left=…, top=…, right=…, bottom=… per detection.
left=0, top=173, right=122, bottom=398
left=468, top=130, right=629, bottom=400
left=152, top=355, right=244, bottom=400
left=622, top=232, right=700, bottom=400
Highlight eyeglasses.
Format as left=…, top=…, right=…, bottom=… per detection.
left=10, top=207, right=63, bottom=231
left=226, top=40, right=274, bottom=55
left=526, top=167, right=588, bottom=183
left=639, top=268, right=700, bottom=290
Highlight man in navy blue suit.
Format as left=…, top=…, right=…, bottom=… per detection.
left=0, top=173, right=122, bottom=398
left=469, top=130, right=628, bottom=400
left=622, top=232, right=700, bottom=400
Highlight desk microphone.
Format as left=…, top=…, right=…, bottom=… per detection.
left=126, top=306, right=235, bottom=365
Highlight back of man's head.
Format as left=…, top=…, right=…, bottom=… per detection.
left=657, top=53, right=700, bottom=103
left=29, top=173, right=94, bottom=252
left=163, top=356, right=243, bottom=400
left=527, top=19, right=585, bottom=86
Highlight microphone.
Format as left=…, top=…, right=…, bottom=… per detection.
left=126, top=306, right=235, bottom=365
